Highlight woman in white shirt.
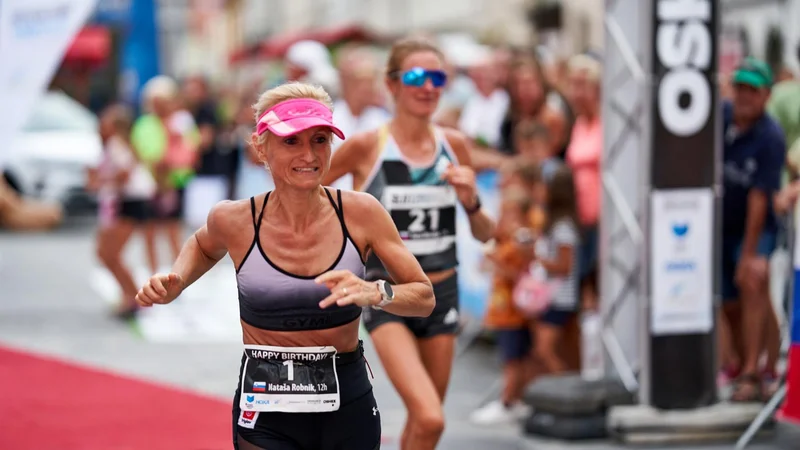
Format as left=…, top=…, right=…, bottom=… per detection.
left=457, top=53, right=510, bottom=149
left=89, top=104, right=157, bottom=319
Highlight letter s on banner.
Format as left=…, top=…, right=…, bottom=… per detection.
left=655, top=0, right=712, bottom=137
left=651, top=0, right=716, bottom=189
left=658, top=69, right=710, bottom=137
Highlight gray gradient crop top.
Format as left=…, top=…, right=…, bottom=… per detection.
left=236, top=188, right=365, bottom=331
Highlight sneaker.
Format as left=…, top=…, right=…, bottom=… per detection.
left=469, top=400, right=526, bottom=426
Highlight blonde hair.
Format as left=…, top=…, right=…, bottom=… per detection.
left=386, top=36, right=444, bottom=76
left=567, top=54, right=602, bottom=83
left=251, top=81, right=334, bottom=146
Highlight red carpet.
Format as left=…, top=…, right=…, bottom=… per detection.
left=0, top=346, right=232, bottom=450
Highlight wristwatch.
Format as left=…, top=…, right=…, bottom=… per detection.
left=372, top=280, right=395, bottom=310
left=464, top=195, right=482, bottom=215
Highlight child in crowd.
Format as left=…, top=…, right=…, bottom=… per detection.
left=514, top=119, right=562, bottom=182
left=471, top=162, right=545, bottom=425
left=532, top=166, right=581, bottom=373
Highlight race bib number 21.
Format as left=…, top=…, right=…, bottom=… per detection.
left=239, top=345, right=340, bottom=413
left=382, top=185, right=457, bottom=256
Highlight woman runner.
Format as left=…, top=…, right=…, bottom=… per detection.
left=324, top=37, right=495, bottom=450
left=135, top=81, right=435, bottom=450
left=90, top=104, right=156, bottom=319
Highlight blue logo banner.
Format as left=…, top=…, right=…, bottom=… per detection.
left=119, top=0, right=160, bottom=109
left=456, top=170, right=500, bottom=321
left=91, top=0, right=132, bottom=26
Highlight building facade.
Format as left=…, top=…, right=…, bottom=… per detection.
left=721, top=0, right=800, bottom=73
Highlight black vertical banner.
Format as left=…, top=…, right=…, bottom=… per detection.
left=649, top=0, right=719, bottom=409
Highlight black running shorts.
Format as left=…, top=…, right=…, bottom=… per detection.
left=118, top=199, right=151, bottom=222
left=232, top=342, right=381, bottom=450
left=362, top=272, right=459, bottom=338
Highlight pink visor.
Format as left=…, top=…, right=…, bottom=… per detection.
left=256, top=99, right=345, bottom=140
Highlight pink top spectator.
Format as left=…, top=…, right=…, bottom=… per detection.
left=566, top=116, right=602, bottom=226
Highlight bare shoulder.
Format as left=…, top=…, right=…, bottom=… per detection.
left=338, top=190, right=389, bottom=256
left=207, top=198, right=251, bottom=236
left=441, top=127, right=472, bottom=166
left=442, top=127, right=469, bottom=150
left=326, top=130, right=381, bottom=187
left=339, top=129, right=380, bottom=155
left=339, top=190, right=384, bottom=217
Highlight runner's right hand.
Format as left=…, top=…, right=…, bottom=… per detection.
left=135, top=273, right=184, bottom=307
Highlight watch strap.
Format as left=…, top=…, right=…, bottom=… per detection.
left=372, top=280, right=393, bottom=310
left=464, top=195, right=482, bottom=215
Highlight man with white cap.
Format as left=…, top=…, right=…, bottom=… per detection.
left=284, top=40, right=340, bottom=97
left=457, top=45, right=509, bottom=150
left=330, top=46, right=390, bottom=190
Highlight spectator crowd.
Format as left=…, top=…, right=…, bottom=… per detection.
left=85, top=33, right=800, bottom=424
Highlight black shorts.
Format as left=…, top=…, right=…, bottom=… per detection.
left=362, top=273, right=459, bottom=338
left=232, top=342, right=381, bottom=450
left=495, top=328, right=532, bottom=363
left=539, top=308, right=575, bottom=327
left=118, top=199, right=151, bottom=222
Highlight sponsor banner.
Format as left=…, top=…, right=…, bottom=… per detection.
left=0, top=0, right=98, bottom=168
left=456, top=171, right=500, bottom=321
left=651, top=0, right=718, bottom=190
left=648, top=0, right=719, bottom=409
left=650, top=189, right=714, bottom=335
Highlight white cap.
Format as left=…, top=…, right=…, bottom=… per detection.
left=141, top=75, right=178, bottom=101
left=286, top=40, right=331, bottom=73
left=442, top=41, right=493, bottom=69
left=140, top=75, right=179, bottom=112
left=307, top=65, right=340, bottom=97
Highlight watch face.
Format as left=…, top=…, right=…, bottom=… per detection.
left=383, top=282, right=394, bottom=299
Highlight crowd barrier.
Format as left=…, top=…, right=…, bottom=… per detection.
left=738, top=211, right=800, bottom=448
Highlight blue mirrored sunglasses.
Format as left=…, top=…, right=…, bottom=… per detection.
left=395, top=67, right=447, bottom=87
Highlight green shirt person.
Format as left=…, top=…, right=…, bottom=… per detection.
left=766, top=79, right=800, bottom=184
left=131, top=110, right=200, bottom=190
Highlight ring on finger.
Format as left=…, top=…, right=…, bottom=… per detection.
left=342, top=287, right=348, bottom=296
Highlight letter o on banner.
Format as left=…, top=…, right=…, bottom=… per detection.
left=658, top=68, right=711, bottom=137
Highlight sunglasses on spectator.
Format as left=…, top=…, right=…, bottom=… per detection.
left=389, top=67, right=448, bottom=88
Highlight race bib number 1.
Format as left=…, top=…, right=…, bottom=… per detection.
left=239, top=345, right=340, bottom=413
left=382, top=185, right=457, bottom=256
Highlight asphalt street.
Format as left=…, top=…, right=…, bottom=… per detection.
left=1, top=218, right=798, bottom=449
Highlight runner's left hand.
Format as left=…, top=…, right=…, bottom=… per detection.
left=316, top=270, right=381, bottom=309
left=442, top=164, right=479, bottom=211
